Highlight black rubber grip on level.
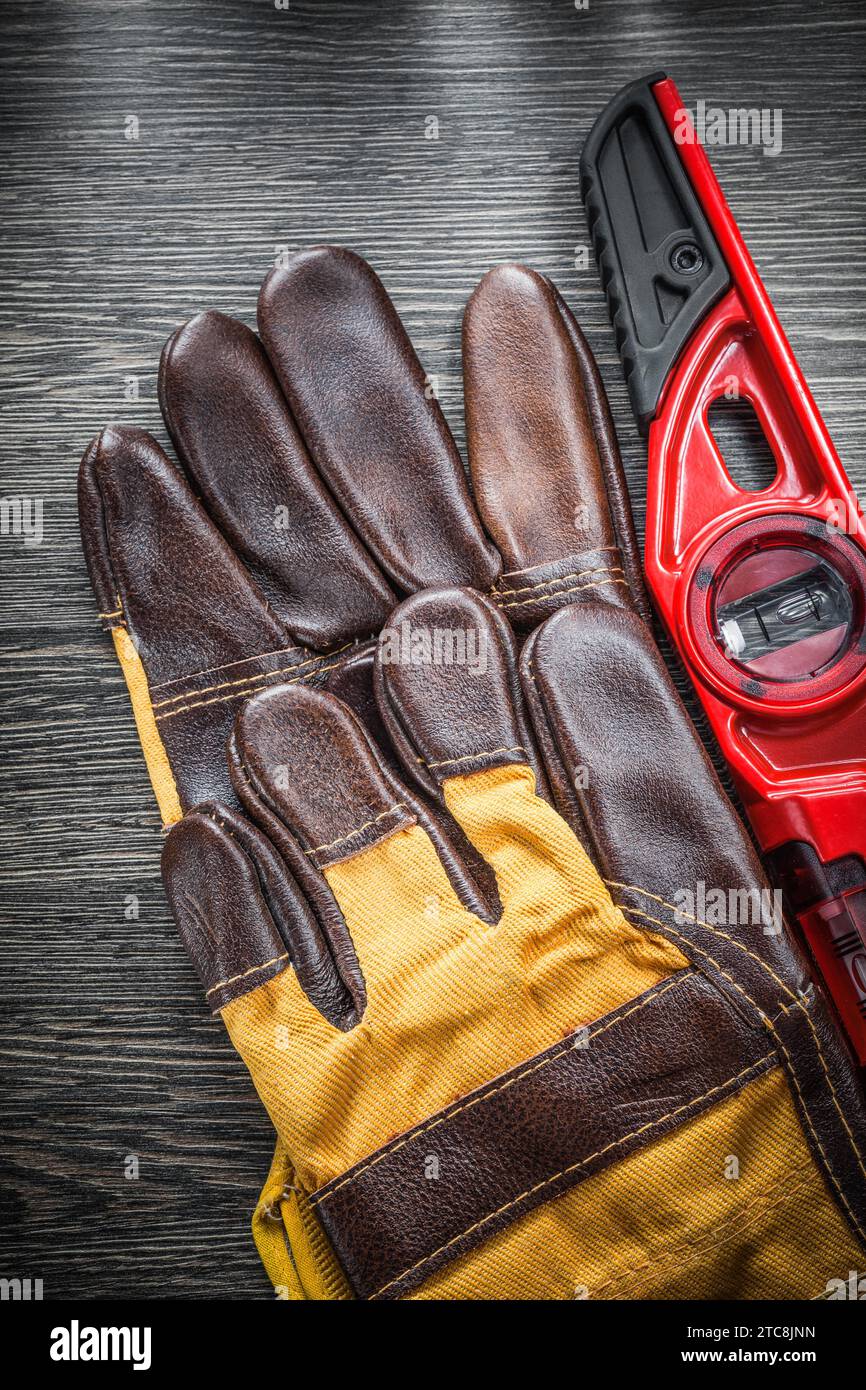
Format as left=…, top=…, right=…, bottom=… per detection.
left=580, top=73, right=731, bottom=434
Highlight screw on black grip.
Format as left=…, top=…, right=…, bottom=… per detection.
left=579, top=73, right=731, bottom=433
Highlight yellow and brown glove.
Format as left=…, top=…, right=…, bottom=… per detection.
left=163, top=586, right=866, bottom=1299
left=77, top=247, right=866, bottom=1298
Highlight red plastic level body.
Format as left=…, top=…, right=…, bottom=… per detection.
left=647, top=79, right=866, bottom=1059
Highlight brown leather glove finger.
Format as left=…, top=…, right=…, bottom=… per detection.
left=256, top=247, right=649, bottom=633
left=161, top=797, right=363, bottom=1028
left=463, top=262, right=650, bottom=628
left=520, top=600, right=808, bottom=1002
left=255, top=246, right=499, bottom=594
left=159, top=304, right=402, bottom=651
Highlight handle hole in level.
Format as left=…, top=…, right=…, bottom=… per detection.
left=708, top=396, right=778, bottom=493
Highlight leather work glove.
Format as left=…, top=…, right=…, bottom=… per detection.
left=77, top=247, right=866, bottom=1298
left=78, top=246, right=647, bottom=827
left=162, top=585, right=866, bottom=1299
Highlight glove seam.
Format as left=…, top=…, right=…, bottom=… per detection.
left=97, top=595, right=123, bottom=621
left=766, top=1019, right=866, bottom=1246
left=311, top=970, right=696, bottom=1206
left=610, top=882, right=799, bottom=1004
left=368, top=1050, right=777, bottom=1300
left=496, top=576, right=629, bottom=611
left=593, top=1158, right=819, bottom=1298
left=305, top=803, right=409, bottom=857
left=492, top=562, right=624, bottom=600
left=205, top=951, right=290, bottom=999
left=152, top=656, right=349, bottom=722
left=611, top=880, right=866, bottom=1184
left=615, top=891, right=866, bottom=1241
left=150, top=639, right=356, bottom=705
left=618, top=901, right=781, bottom=1021
left=426, top=744, right=528, bottom=771
left=499, top=545, right=622, bottom=580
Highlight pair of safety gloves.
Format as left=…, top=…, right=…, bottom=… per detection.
left=79, top=247, right=866, bottom=1300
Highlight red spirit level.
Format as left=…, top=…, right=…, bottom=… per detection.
left=581, top=74, right=866, bottom=1062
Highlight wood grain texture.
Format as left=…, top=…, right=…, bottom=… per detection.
left=1, top=0, right=864, bottom=1299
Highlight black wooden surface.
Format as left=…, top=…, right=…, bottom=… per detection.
left=2, top=0, right=865, bottom=1300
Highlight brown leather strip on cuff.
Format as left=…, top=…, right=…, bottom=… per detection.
left=309, top=967, right=776, bottom=1300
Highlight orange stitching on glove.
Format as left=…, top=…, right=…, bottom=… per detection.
left=206, top=953, right=290, bottom=998
left=425, top=745, right=528, bottom=771
left=499, top=546, right=621, bottom=580
left=613, top=883, right=866, bottom=1187
left=497, top=577, right=629, bottom=610
left=766, top=1021, right=866, bottom=1245
left=616, top=901, right=774, bottom=1024
left=609, top=881, right=798, bottom=1004
left=151, top=643, right=311, bottom=692
left=152, top=641, right=356, bottom=708
left=311, top=972, right=693, bottom=1207
left=153, top=657, right=349, bottom=722
left=305, top=804, right=409, bottom=857
left=494, top=564, right=625, bottom=600
left=369, top=1052, right=776, bottom=1299
left=98, top=592, right=124, bottom=620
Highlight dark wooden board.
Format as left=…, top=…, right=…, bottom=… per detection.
left=2, top=0, right=864, bottom=1299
